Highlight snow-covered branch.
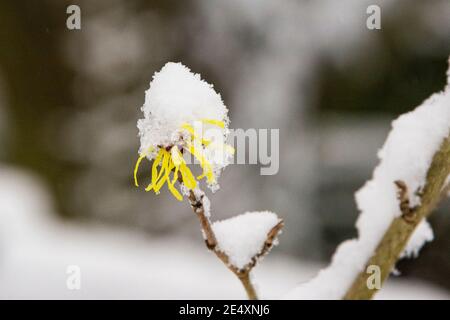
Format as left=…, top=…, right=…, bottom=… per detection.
left=185, top=187, right=283, bottom=300
left=285, top=57, right=450, bottom=300
left=345, top=134, right=450, bottom=299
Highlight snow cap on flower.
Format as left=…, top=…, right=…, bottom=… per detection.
left=138, top=62, right=229, bottom=151
left=135, top=62, right=234, bottom=198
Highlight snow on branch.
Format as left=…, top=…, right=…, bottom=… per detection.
left=185, top=188, right=283, bottom=300
left=212, top=211, right=283, bottom=271
left=285, top=57, right=450, bottom=300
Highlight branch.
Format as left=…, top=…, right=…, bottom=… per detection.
left=344, top=134, right=450, bottom=300
left=440, top=180, right=450, bottom=202
left=184, top=187, right=283, bottom=300
left=186, top=189, right=217, bottom=249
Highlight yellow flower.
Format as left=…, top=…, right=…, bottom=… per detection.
left=134, top=119, right=234, bottom=201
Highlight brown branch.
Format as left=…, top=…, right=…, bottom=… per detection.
left=344, top=134, right=450, bottom=300
left=237, top=272, right=258, bottom=300
left=183, top=185, right=283, bottom=300
left=241, top=221, right=284, bottom=271
left=440, top=181, right=450, bottom=202
left=187, top=189, right=217, bottom=249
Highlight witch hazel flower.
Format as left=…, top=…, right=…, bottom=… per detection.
left=134, top=62, right=234, bottom=200
left=133, top=62, right=282, bottom=300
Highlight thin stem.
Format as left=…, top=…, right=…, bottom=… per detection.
left=237, top=272, right=258, bottom=300
left=187, top=189, right=217, bottom=249
left=184, top=187, right=259, bottom=299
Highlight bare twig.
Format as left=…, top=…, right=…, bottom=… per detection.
left=237, top=272, right=258, bottom=300
left=183, top=184, right=283, bottom=300
left=187, top=189, right=217, bottom=249
left=344, top=134, right=450, bottom=300
left=241, top=221, right=284, bottom=271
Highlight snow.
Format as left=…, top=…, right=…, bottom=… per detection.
left=137, top=62, right=229, bottom=156
left=0, top=166, right=311, bottom=299
left=0, top=166, right=448, bottom=299
left=212, top=211, right=281, bottom=270
left=285, top=59, right=450, bottom=299
left=400, top=220, right=433, bottom=259
left=201, top=193, right=212, bottom=218
left=190, top=187, right=211, bottom=218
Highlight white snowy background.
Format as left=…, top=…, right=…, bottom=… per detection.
left=0, top=167, right=448, bottom=299
left=0, top=0, right=449, bottom=299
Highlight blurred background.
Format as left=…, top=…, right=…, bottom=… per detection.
left=0, top=0, right=449, bottom=299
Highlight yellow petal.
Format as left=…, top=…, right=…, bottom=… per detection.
left=179, top=163, right=197, bottom=189
left=181, top=123, right=211, bottom=146
left=133, top=154, right=146, bottom=187
left=186, top=143, right=215, bottom=183
left=133, top=147, right=154, bottom=187
left=170, top=146, right=185, bottom=166
left=145, top=149, right=165, bottom=192
left=167, top=182, right=183, bottom=201
left=164, top=160, right=183, bottom=201
left=153, top=150, right=170, bottom=193
left=201, top=119, right=225, bottom=128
